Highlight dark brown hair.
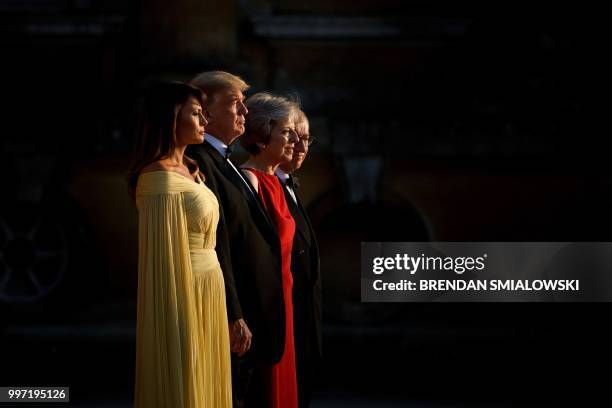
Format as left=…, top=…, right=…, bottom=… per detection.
left=127, top=82, right=205, bottom=198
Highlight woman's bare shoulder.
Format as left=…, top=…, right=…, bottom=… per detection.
left=240, top=167, right=259, bottom=192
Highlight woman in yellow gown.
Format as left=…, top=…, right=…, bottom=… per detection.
left=128, top=82, right=232, bottom=407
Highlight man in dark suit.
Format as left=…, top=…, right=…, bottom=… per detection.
left=275, top=109, right=322, bottom=408
left=187, top=71, right=285, bottom=407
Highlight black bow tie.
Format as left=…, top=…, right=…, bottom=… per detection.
left=286, top=175, right=300, bottom=189
left=225, top=144, right=234, bottom=159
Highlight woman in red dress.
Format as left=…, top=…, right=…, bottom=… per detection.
left=239, top=92, right=300, bottom=408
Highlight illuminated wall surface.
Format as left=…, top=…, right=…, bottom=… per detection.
left=0, top=0, right=610, bottom=405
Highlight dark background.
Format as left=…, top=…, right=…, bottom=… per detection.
left=1, top=0, right=610, bottom=406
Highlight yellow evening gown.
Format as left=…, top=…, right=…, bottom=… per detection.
left=134, top=171, right=232, bottom=408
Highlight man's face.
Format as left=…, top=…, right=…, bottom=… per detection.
left=280, top=120, right=309, bottom=173
left=205, top=86, right=248, bottom=145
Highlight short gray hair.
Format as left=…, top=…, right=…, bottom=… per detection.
left=241, top=92, right=298, bottom=155
left=295, top=109, right=309, bottom=135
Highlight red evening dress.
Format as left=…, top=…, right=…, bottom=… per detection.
left=243, top=168, right=298, bottom=408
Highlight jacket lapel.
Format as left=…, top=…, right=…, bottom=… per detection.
left=282, top=181, right=320, bottom=287
left=202, top=142, right=278, bottom=238
left=282, top=184, right=312, bottom=246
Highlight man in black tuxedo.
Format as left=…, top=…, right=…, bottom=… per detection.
left=187, top=71, right=285, bottom=407
left=275, top=109, right=322, bottom=408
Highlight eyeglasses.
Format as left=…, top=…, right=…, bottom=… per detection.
left=299, top=134, right=316, bottom=147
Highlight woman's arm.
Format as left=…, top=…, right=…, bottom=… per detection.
left=241, top=168, right=259, bottom=193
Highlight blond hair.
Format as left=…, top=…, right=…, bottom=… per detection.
left=189, top=71, right=250, bottom=103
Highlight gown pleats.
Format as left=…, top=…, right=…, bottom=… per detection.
left=135, top=171, right=232, bottom=408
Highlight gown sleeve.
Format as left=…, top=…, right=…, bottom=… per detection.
left=134, top=191, right=199, bottom=407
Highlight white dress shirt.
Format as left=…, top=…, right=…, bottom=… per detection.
left=206, top=133, right=254, bottom=194
left=275, top=168, right=298, bottom=204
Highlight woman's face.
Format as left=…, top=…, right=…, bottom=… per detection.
left=176, top=95, right=208, bottom=146
left=263, top=117, right=298, bottom=165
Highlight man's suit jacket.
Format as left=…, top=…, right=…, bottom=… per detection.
left=282, top=180, right=322, bottom=360
left=188, top=141, right=285, bottom=364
